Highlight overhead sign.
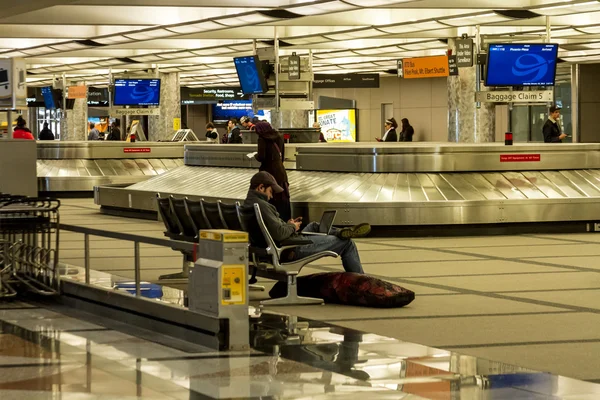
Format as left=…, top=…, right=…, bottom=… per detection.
left=456, top=39, right=474, bottom=67
left=67, top=85, right=87, bottom=99
left=288, top=53, right=301, bottom=80
left=313, top=73, right=380, bottom=89
left=111, top=108, right=160, bottom=116
left=181, top=87, right=248, bottom=104
left=87, top=87, right=109, bottom=106
left=397, top=60, right=403, bottom=77
left=448, top=56, right=458, bottom=76
left=476, top=90, right=553, bottom=103
left=401, top=55, right=449, bottom=79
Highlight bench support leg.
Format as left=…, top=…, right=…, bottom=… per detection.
left=159, top=256, right=190, bottom=280
left=260, top=274, right=323, bottom=306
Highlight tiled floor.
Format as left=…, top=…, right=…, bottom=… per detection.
left=49, top=199, right=600, bottom=386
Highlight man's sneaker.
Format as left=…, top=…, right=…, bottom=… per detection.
left=337, top=223, right=371, bottom=239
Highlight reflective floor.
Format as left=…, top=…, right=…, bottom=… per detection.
left=12, top=197, right=600, bottom=399
left=1, top=300, right=600, bottom=399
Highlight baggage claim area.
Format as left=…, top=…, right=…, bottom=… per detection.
left=4, top=1, right=600, bottom=399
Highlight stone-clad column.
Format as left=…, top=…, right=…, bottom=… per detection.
left=149, top=72, right=180, bottom=141
left=60, top=83, right=87, bottom=141
left=270, top=110, right=309, bottom=129
left=448, top=38, right=495, bottom=143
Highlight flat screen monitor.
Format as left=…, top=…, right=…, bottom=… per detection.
left=113, top=79, right=161, bottom=106
left=212, top=100, right=254, bottom=123
left=41, top=86, right=56, bottom=109
left=233, top=56, right=268, bottom=94
left=316, top=109, right=357, bottom=142
left=485, top=43, right=558, bottom=87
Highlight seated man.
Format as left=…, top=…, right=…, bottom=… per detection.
left=242, top=171, right=371, bottom=274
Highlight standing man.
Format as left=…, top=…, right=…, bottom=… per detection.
left=240, top=116, right=255, bottom=131
left=227, top=118, right=243, bottom=143
left=543, top=105, right=567, bottom=143
left=87, top=122, right=100, bottom=141
left=106, top=120, right=121, bottom=141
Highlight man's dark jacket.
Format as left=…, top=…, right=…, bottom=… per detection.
left=242, top=190, right=295, bottom=247
left=543, top=119, right=562, bottom=143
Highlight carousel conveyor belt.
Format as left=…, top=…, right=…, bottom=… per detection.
left=95, top=165, right=600, bottom=226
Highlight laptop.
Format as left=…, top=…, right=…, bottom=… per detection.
left=302, top=210, right=337, bottom=236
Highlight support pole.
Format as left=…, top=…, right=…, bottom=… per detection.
left=274, top=27, right=280, bottom=112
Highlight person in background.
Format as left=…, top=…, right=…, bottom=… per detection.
left=13, top=116, right=34, bottom=140
left=38, top=122, right=54, bottom=140
left=251, top=116, right=260, bottom=125
left=242, top=171, right=370, bottom=274
left=376, top=118, right=398, bottom=142
left=254, top=121, right=291, bottom=221
left=106, top=120, right=121, bottom=141
left=399, top=118, right=414, bottom=142
left=240, top=116, right=255, bottom=131
left=313, top=122, right=327, bottom=143
left=227, top=118, right=243, bottom=143
left=205, top=122, right=219, bottom=143
left=87, top=122, right=100, bottom=141
left=543, top=105, right=567, bottom=143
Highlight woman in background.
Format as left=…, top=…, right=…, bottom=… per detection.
left=38, top=122, right=54, bottom=140
left=400, top=118, right=414, bottom=142
left=254, top=121, right=291, bottom=221
left=376, top=118, right=398, bottom=142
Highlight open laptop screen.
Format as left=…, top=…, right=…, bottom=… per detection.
left=319, top=211, right=337, bottom=234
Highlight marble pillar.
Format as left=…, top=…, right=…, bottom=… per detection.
left=270, top=110, right=309, bottom=129
left=149, top=72, right=180, bottom=141
left=447, top=39, right=495, bottom=143
left=60, top=83, right=87, bottom=141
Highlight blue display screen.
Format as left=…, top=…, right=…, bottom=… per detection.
left=234, top=56, right=267, bottom=94
left=485, top=44, right=558, bottom=87
left=41, top=86, right=56, bottom=109
left=113, top=79, right=161, bottom=106
left=212, top=100, right=254, bottom=123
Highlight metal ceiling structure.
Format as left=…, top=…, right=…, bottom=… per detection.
left=4, top=0, right=600, bottom=87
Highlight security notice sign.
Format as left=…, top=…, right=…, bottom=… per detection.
left=500, top=154, right=541, bottom=162
left=476, top=90, right=553, bottom=103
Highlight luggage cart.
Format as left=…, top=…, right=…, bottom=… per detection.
left=0, top=195, right=60, bottom=298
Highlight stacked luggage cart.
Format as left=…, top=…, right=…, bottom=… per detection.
left=0, top=193, right=60, bottom=298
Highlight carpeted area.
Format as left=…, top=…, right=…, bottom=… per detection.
left=58, top=198, right=600, bottom=382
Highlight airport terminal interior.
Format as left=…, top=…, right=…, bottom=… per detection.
left=6, top=0, right=600, bottom=399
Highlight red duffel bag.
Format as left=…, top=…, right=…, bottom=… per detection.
left=269, top=272, right=415, bottom=308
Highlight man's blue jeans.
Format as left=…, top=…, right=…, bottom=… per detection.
left=291, top=222, right=364, bottom=274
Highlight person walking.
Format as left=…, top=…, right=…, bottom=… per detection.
left=254, top=121, right=291, bottom=221
left=38, top=122, right=54, bottom=140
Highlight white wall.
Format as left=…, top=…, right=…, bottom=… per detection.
left=312, top=76, right=449, bottom=142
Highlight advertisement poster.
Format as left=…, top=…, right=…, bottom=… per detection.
left=316, top=109, right=357, bottom=142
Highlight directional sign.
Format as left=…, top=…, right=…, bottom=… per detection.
left=476, top=90, right=553, bottom=103
left=181, top=87, right=249, bottom=104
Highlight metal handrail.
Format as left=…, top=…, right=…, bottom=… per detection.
left=59, top=223, right=197, bottom=297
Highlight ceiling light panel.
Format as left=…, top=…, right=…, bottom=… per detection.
left=378, top=21, right=447, bottom=34
left=290, top=1, right=356, bottom=16
left=167, top=21, right=225, bottom=34
left=441, top=13, right=509, bottom=26
left=325, top=28, right=384, bottom=41
left=534, top=1, right=600, bottom=16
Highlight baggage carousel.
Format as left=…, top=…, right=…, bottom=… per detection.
left=95, top=143, right=600, bottom=227
left=37, top=142, right=185, bottom=192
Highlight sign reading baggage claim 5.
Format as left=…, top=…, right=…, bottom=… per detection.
left=475, top=90, right=553, bottom=103
left=401, top=55, right=449, bottom=79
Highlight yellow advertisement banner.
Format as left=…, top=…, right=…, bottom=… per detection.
left=316, top=109, right=356, bottom=142
left=402, top=55, right=449, bottom=79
